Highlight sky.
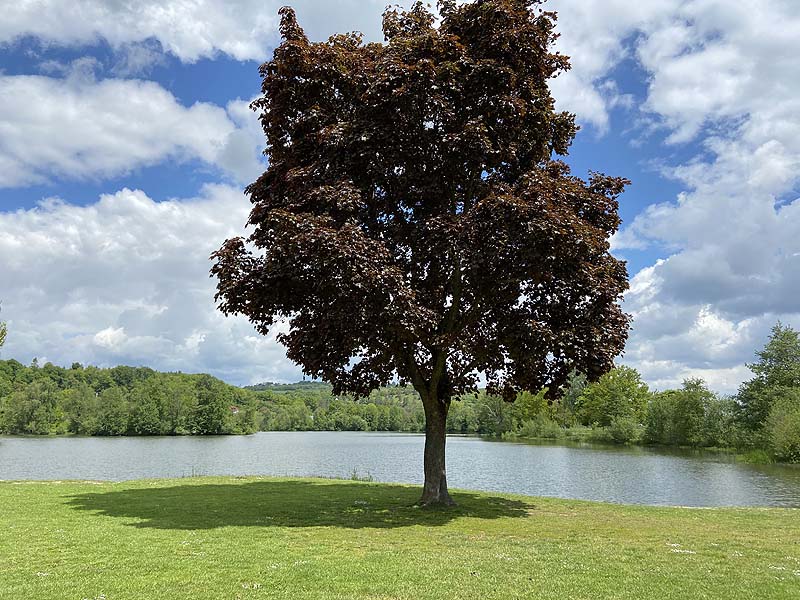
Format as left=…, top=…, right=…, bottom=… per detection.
left=0, top=0, right=798, bottom=394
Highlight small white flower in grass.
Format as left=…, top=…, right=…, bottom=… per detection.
left=293, top=560, right=311, bottom=566
left=241, top=583, right=262, bottom=590
left=671, top=549, right=696, bottom=554
left=494, top=553, right=518, bottom=562
left=36, top=572, right=50, bottom=577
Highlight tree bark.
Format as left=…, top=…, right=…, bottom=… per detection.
left=419, top=395, right=455, bottom=506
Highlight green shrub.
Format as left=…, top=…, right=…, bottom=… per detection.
left=609, top=416, right=643, bottom=444
left=767, top=392, right=800, bottom=463
left=512, top=414, right=564, bottom=440
left=736, top=448, right=774, bottom=464
left=644, top=380, right=734, bottom=448
left=644, top=391, right=672, bottom=444
left=584, top=425, right=614, bottom=444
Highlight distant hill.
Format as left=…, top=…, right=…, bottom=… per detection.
left=244, top=381, right=332, bottom=392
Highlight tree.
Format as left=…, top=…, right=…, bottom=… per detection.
left=62, top=382, right=99, bottom=435
left=162, top=375, right=196, bottom=434
left=738, top=323, right=800, bottom=430
left=128, top=380, right=166, bottom=435
left=476, top=392, right=514, bottom=436
left=191, top=375, right=230, bottom=435
left=3, top=380, right=62, bottom=434
left=644, top=379, right=737, bottom=448
left=446, top=398, right=478, bottom=433
left=558, top=369, right=587, bottom=424
left=96, top=387, right=129, bottom=436
left=669, top=378, right=711, bottom=446
left=701, top=395, right=737, bottom=448
left=212, top=0, right=630, bottom=505
left=576, top=366, right=648, bottom=427
left=511, top=389, right=550, bottom=424
left=766, top=389, right=800, bottom=463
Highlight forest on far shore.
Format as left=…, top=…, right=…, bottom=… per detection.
left=1, top=323, right=798, bottom=463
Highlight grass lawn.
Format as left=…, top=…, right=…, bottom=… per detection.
left=1, top=477, right=798, bottom=599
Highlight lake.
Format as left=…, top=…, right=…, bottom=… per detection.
left=2, top=432, right=799, bottom=507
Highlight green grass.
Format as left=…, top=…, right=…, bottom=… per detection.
left=1, top=477, right=798, bottom=599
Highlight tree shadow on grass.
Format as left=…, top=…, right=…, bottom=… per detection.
left=65, top=479, right=531, bottom=530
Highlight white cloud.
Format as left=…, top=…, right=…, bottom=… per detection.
left=1, top=1, right=278, bottom=62
left=0, top=0, right=693, bottom=137
left=110, top=41, right=168, bottom=77
left=0, top=186, right=300, bottom=386
left=93, top=326, right=128, bottom=350
left=214, top=97, right=268, bottom=185
left=0, top=0, right=638, bottom=130
left=0, top=72, right=265, bottom=188
left=613, top=0, right=800, bottom=392
left=548, top=0, right=677, bottom=130
left=630, top=359, right=754, bottom=395
left=0, top=0, right=418, bottom=63
left=637, top=0, right=800, bottom=144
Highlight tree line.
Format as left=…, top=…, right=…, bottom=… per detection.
left=0, top=362, right=258, bottom=436
left=253, top=323, right=800, bottom=464
left=2, top=323, right=798, bottom=463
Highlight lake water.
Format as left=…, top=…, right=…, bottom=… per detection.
left=2, top=432, right=800, bottom=507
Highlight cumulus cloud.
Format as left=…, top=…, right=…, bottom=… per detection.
left=548, top=0, right=677, bottom=130
left=0, top=0, right=418, bottom=63
left=614, top=0, right=800, bottom=392
left=0, top=186, right=299, bottom=385
left=214, top=97, right=268, bottom=185
left=0, top=0, right=627, bottom=130
left=637, top=0, right=800, bottom=144
left=1, top=1, right=278, bottom=62
left=93, top=327, right=128, bottom=350
left=0, top=71, right=265, bottom=188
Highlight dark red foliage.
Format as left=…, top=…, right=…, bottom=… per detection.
left=212, top=0, right=630, bottom=406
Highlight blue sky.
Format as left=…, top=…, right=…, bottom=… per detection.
left=1, top=0, right=798, bottom=393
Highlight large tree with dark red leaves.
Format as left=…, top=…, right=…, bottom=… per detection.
left=212, top=0, right=630, bottom=505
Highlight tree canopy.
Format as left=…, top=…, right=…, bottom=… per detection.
left=0, top=360, right=258, bottom=436
left=212, top=0, right=630, bottom=504
left=738, top=322, right=800, bottom=429
left=735, top=322, right=800, bottom=460
left=576, top=365, right=648, bottom=427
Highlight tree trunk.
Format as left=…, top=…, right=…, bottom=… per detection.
left=419, top=395, right=455, bottom=506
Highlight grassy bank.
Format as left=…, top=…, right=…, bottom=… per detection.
left=1, top=477, right=798, bottom=599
